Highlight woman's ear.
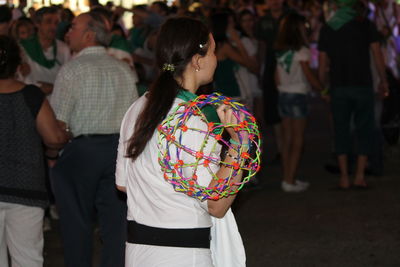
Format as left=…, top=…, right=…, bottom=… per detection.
left=191, top=54, right=201, bottom=72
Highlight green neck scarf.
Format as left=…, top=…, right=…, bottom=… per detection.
left=336, top=0, right=357, bottom=6
left=327, top=6, right=357, bottom=31
left=110, top=34, right=132, bottom=53
left=276, top=50, right=294, bottom=73
left=176, top=89, right=221, bottom=125
left=20, top=35, right=58, bottom=69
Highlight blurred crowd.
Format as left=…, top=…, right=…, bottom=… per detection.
left=1, top=0, right=400, bottom=266
left=1, top=0, right=399, bottom=95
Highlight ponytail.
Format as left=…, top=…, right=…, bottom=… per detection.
left=126, top=71, right=180, bottom=161
left=125, top=17, right=210, bottom=161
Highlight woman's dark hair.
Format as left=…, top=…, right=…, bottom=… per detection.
left=238, top=9, right=254, bottom=38
left=210, top=12, right=229, bottom=45
left=126, top=17, right=210, bottom=161
left=0, top=35, right=21, bottom=79
left=274, top=12, right=308, bottom=52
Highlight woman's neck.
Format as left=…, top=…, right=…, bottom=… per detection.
left=180, top=80, right=198, bottom=94
left=177, top=71, right=199, bottom=94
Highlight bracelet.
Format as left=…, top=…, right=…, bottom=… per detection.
left=229, top=138, right=249, bottom=147
left=321, top=88, right=329, bottom=96
left=45, top=153, right=59, bottom=160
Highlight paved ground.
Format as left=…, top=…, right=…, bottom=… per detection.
left=43, top=98, right=400, bottom=267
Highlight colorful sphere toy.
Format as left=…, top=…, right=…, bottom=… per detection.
left=157, top=93, right=262, bottom=201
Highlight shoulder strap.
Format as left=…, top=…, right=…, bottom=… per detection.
left=22, top=85, right=45, bottom=118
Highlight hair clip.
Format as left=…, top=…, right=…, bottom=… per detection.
left=162, top=63, right=175, bottom=72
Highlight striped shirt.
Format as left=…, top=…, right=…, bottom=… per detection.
left=50, top=46, right=138, bottom=137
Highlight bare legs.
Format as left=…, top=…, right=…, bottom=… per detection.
left=281, top=117, right=307, bottom=184
left=337, top=155, right=350, bottom=188
left=273, top=123, right=283, bottom=157
left=354, top=155, right=368, bottom=186
left=337, top=154, right=368, bottom=188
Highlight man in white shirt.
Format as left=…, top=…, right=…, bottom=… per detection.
left=20, top=7, right=70, bottom=95
left=50, top=11, right=138, bottom=267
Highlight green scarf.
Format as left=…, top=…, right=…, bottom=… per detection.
left=176, top=89, right=221, bottom=125
left=129, top=27, right=146, bottom=51
left=336, top=0, right=357, bottom=6
left=110, top=34, right=132, bottom=53
left=327, top=6, right=357, bottom=31
left=20, top=35, right=58, bottom=69
left=276, top=50, right=294, bottom=73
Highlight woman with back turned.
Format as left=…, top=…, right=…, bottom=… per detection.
left=0, top=35, right=68, bottom=267
left=116, top=17, right=248, bottom=266
left=274, top=13, right=324, bottom=193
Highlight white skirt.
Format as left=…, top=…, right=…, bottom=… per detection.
left=125, top=243, right=213, bottom=267
left=125, top=209, right=245, bottom=267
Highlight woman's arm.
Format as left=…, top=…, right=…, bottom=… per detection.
left=274, top=68, right=280, bottom=87
left=117, top=185, right=126, bottom=192
left=207, top=145, right=246, bottom=218
left=36, top=99, right=70, bottom=150
left=318, top=51, right=329, bottom=87
left=300, top=61, right=324, bottom=91
left=225, top=44, right=259, bottom=74
left=226, top=28, right=259, bottom=74
left=370, top=42, right=389, bottom=98
left=206, top=105, right=249, bottom=218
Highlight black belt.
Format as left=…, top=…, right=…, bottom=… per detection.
left=127, top=221, right=211, bottom=248
left=74, top=134, right=119, bottom=140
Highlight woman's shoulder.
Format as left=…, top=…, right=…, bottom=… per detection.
left=20, top=84, right=45, bottom=118
left=294, top=46, right=311, bottom=59
left=120, top=94, right=148, bottom=137
left=21, top=84, right=44, bottom=98
left=298, top=46, right=310, bottom=52
left=124, top=94, right=148, bottom=119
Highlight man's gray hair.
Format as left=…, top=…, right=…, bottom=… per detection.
left=86, top=11, right=111, bottom=47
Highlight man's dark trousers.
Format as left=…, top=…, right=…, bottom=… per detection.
left=51, top=135, right=126, bottom=267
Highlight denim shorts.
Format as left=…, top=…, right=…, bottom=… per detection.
left=278, top=92, right=309, bottom=118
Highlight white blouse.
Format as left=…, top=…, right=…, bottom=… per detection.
left=116, top=95, right=222, bottom=229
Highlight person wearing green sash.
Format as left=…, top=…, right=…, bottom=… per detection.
left=116, top=17, right=248, bottom=266
left=210, top=12, right=258, bottom=99
left=20, top=7, right=70, bottom=95
left=318, top=0, right=389, bottom=189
